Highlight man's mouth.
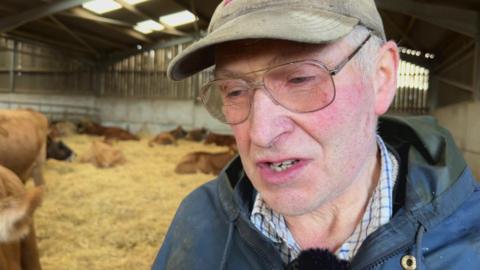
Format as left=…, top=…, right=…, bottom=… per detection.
left=268, top=159, right=300, bottom=172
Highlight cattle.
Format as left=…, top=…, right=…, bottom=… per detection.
left=79, top=141, right=126, bottom=168
left=78, top=121, right=139, bottom=141
left=46, top=136, right=74, bottom=161
left=48, top=121, right=77, bottom=138
left=148, top=133, right=177, bottom=147
left=204, top=132, right=236, bottom=147
left=0, top=165, right=43, bottom=270
left=169, top=125, right=187, bottom=139
left=0, top=109, right=48, bottom=186
left=185, top=127, right=208, bottom=142
left=148, top=125, right=189, bottom=147
left=175, top=147, right=237, bottom=175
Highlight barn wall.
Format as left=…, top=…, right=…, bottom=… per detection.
left=0, top=92, right=98, bottom=121
left=100, top=42, right=210, bottom=100
left=96, top=97, right=231, bottom=134
left=0, top=37, right=98, bottom=95
left=433, top=101, right=480, bottom=180
left=0, top=92, right=231, bottom=134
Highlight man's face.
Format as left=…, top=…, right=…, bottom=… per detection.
left=215, top=38, right=381, bottom=217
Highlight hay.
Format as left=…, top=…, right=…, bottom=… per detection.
left=33, top=134, right=228, bottom=270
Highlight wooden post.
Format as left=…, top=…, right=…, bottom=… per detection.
left=474, top=39, right=480, bottom=101
left=8, top=40, right=17, bottom=93
left=428, top=75, right=439, bottom=113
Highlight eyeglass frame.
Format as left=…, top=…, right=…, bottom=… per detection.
left=199, top=32, right=373, bottom=124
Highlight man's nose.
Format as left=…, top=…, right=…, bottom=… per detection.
left=248, top=89, right=294, bottom=148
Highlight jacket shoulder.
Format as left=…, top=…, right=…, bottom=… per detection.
left=152, top=179, right=232, bottom=270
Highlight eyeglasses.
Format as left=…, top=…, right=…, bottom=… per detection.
left=200, top=33, right=372, bottom=125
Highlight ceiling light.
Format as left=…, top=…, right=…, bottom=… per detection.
left=134, top=25, right=153, bottom=34
left=124, top=0, right=149, bottom=4
left=134, top=20, right=165, bottom=34
left=82, top=0, right=122, bottom=14
left=137, top=20, right=164, bottom=31
left=160, top=10, right=197, bottom=27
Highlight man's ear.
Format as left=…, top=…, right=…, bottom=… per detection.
left=373, top=41, right=400, bottom=115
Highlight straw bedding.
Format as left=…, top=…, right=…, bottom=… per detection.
left=32, top=134, right=228, bottom=270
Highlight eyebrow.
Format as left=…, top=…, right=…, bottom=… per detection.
left=214, top=69, right=244, bottom=79
left=213, top=54, right=291, bottom=80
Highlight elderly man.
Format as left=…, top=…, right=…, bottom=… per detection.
left=152, top=0, right=480, bottom=269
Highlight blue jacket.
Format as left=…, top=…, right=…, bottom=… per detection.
left=152, top=116, right=480, bottom=270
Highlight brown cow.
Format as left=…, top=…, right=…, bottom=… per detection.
left=0, top=109, right=48, bottom=186
left=169, top=126, right=187, bottom=139
left=175, top=147, right=237, bottom=175
left=185, top=127, right=208, bottom=142
left=78, top=121, right=139, bottom=141
left=148, top=126, right=188, bottom=147
left=204, top=132, right=236, bottom=147
left=0, top=165, right=43, bottom=270
left=48, top=121, right=77, bottom=138
left=79, top=141, right=126, bottom=168
left=148, top=133, right=177, bottom=147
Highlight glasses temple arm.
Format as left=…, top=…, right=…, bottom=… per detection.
left=330, top=33, right=372, bottom=75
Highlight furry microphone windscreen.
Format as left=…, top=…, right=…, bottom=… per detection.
left=285, top=248, right=350, bottom=270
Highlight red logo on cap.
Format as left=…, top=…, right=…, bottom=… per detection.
left=223, top=0, right=233, bottom=6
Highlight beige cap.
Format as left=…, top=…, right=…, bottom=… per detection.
left=168, top=0, right=385, bottom=81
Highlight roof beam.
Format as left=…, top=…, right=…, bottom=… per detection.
left=115, top=0, right=186, bottom=37
left=376, top=0, right=480, bottom=38
left=437, top=77, right=473, bottom=93
left=0, top=0, right=91, bottom=33
left=49, top=15, right=99, bottom=55
left=382, top=13, right=420, bottom=49
left=173, top=0, right=209, bottom=23
left=404, top=17, right=416, bottom=37
left=104, top=35, right=198, bottom=64
left=4, top=31, right=93, bottom=55
left=58, top=8, right=152, bottom=43
left=61, top=8, right=132, bottom=27
left=433, top=40, right=475, bottom=73
left=32, top=18, right=130, bottom=50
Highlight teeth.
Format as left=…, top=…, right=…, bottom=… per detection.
left=269, top=160, right=298, bottom=172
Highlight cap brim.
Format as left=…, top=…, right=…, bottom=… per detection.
left=168, top=7, right=359, bottom=81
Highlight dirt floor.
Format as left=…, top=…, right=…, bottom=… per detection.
left=31, top=134, right=229, bottom=270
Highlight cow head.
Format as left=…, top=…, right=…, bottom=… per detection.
left=170, top=125, right=187, bottom=139
left=47, top=137, right=75, bottom=161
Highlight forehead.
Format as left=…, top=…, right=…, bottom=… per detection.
left=214, top=39, right=337, bottom=75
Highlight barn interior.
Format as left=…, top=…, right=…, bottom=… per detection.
left=0, top=0, right=479, bottom=269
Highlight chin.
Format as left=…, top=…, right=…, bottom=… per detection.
left=264, top=191, right=318, bottom=217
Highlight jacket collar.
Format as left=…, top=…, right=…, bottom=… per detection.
left=378, top=116, right=475, bottom=229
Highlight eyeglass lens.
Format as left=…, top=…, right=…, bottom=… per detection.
left=201, top=61, right=335, bottom=124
